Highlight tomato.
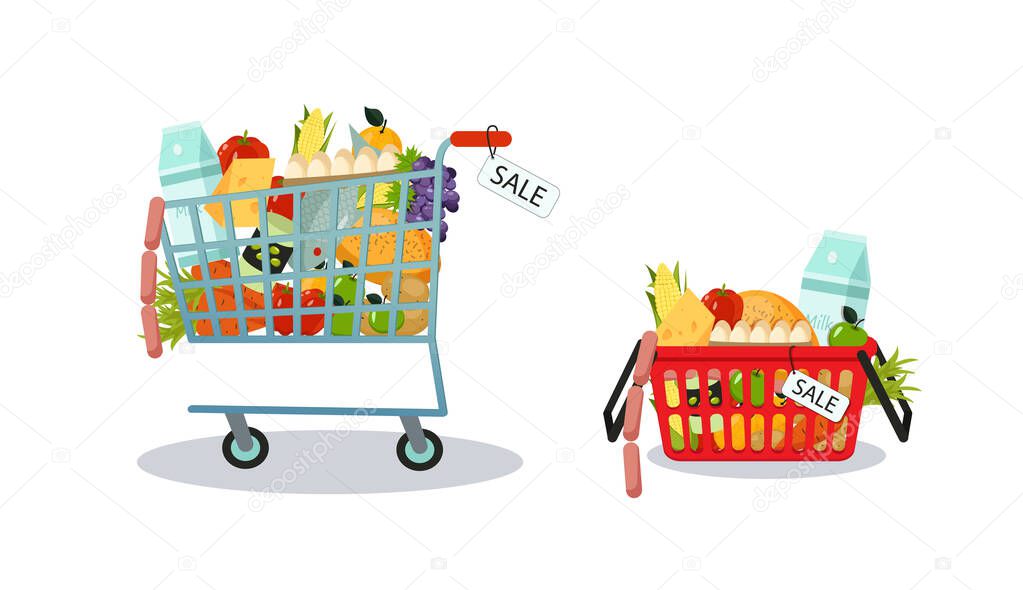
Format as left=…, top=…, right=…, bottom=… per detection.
left=271, top=283, right=294, bottom=335
left=299, top=289, right=325, bottom=335
left=271, top=286, right=325, bottom=335
left=217, top=130, right=270, bottom=173
left=701, top=284, right=744, bottom=325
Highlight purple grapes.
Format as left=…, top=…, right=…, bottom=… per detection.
left=406, top=156, right=458, bottom=241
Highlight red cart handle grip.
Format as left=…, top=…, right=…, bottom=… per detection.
left=450, top=130, right=512, bottom=148
left=145, top=197, right=165, bottom=250
left=140, top=251, right=157, bottom=304
left=141, top=305, right=163, bottom=358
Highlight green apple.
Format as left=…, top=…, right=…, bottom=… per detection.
left=728, top=369, right=765, bottom=406
left=828, top=306, right=869, bottom=346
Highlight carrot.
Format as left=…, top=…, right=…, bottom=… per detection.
left=191, top=282, right=266, bottom=336
left=190, top=259, right=233, bottom=281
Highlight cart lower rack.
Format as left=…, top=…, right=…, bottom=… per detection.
left=603, top=332, right=911, bottom=497
left=140, top=130, right=512, bottom=470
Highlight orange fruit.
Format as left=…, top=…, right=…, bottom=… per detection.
left=360, top=126, right=402, bottom=152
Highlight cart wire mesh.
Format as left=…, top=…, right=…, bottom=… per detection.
left=160, top=155, right=449, bottom=344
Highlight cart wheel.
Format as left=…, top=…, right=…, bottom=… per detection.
left=396, top=430, right=443, bottom=471
left=222, top=427, right=269, bottom=469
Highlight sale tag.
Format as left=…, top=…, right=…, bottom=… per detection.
left=779, top=371, right=849, bottom=423
left=478, top=155, right=560, bottom=218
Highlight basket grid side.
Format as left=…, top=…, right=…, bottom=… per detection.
left=650, top=355, right=868, bottom=461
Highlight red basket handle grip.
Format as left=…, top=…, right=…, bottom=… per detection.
left=450, top=130, right=512, bottom=148
left=858, top=345, right=912, bottom=442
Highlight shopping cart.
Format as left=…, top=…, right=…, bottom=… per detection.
left=602, top=332, right=912, bottom=497
left=139, top=130, right=512, bottom=470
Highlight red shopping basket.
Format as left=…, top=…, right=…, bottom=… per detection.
left=603, top=333, right=911, bottom=496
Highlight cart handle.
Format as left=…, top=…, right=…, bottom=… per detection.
left=857, top=344, right=913, bottom=442
left=450, top=130, right=512, bottom=148
left=604, top=333, right=658, bottom=442
left=145, top=196, right=165, bottom=250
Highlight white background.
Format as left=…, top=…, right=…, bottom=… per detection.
left=2, top=0, right=1021, bottom=587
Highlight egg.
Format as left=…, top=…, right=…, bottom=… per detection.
left=710, top=320, right=731, bottom=343
left=333, top=149, right=354, bottom=175
left=750, top=320, right=771, bottom=343
left=769, top=320, right=791, bottom=343
left=353, top=147, right=378, bottom=173
left=730, top=320, right=751, bottom=343
left=307, top=151, right=332, bottom=177
left=284, top=154, right=307, bottom=179
left=791, top=320, right=813, bottom=344
left=376, top=150, right=398, bottom=172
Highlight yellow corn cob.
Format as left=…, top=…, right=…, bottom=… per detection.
left=668, top=414, right=685, bottom=451
left=297, top=108, right=325, bottom=161
left=356, top=183, right=393, bottom=208
left=665, top=379, right=681, bottom=408
left=653, top=262, right=681, bottom=324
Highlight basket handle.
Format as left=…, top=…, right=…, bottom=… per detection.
left=857, top=344, right=912, bottom=442
left=603, top=332, right=657, bottom=442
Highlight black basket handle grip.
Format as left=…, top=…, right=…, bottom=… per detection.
left=604, top=333, right=657, bottom=442
left=604, top=340, right=639, bottom=442
left=857, top=344, right=912, bottom=442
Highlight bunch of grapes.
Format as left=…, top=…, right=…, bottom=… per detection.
left=406, top=156, right=458, bottom=241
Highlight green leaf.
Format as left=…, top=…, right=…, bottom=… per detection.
left=646, top=265, right=657, bottom=285
left=292, top=124, right=300, bottom=155
left=303, top=104, right=309, bottom=119
left=673, top=262, right=681, bottom=288
left=863, top=346, right=921, bottom=405
left=842, top=305, right=857, bottom=324
left=364, top=106, right=385, bottom=127
left=645, top=291, right=661, bottom=327
left=320, top=122, right=335, bottom=152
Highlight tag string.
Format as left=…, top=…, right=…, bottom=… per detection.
left=788, top=345, right=797, bottom=373
left=485, top=124, right=499, bottom=159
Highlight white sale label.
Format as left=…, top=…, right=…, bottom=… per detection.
left=477, top=155, right=560, bottom=218
left=779, top=371, right=850, bottom=423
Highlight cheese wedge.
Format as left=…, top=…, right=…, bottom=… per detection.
left=655, top=288, right=715, bottom=346
left=206, top=158, right=274, bottom=227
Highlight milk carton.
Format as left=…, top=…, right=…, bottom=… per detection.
left=158, top=122, right=228, bottom=266
left=799, top=231, right=870, bottom=344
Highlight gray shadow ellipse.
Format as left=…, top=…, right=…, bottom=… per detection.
left=646, top=441, right=886, bottom=479
left=139, top=430, right=522, bottom=494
